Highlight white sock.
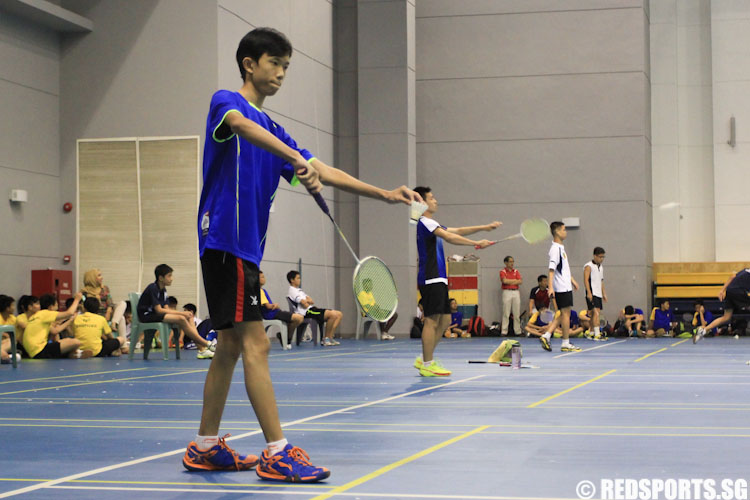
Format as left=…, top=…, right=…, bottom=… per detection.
left=267, top=438, right=288, bottom=456
left=423, top=360, right=433, bottom=367
left=561, top=339, right=571, bottom=347
left=542, top=331, right=552, bottom=340
left=195, top=435, right=219, bottom=450
left=594, top=326, right=600, bottom=335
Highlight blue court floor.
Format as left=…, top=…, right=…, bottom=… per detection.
left=1, top=336, right=749, bottom=499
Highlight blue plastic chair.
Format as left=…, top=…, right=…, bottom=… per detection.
left=128, top=292, right=179, bottom=361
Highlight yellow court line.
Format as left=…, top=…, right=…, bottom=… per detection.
left=0, top=369, right=207, bottom=396
left=0, top=368, right=148, bottom=385
left=308, top=425, right=490, bottom=500
left=671, top=338, right=690, bottom=347
left=634, top=347, right=668, bottom=362
left=527, top=369, right=617, bottom=408
left=283, top=347, right=398, bottom=362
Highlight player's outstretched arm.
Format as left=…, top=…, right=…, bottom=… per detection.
left=225, top=112, right=322, bottom=193
left=446, top=221, right=501, bottom=236
left=311, top=159, right=421, bottom=205
left=434, top=227, right=493, bottom=249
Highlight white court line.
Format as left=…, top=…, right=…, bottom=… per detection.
left=0, top=374, right=486, bottom=498
left=48, top=485, right=583, bottom=499
left=553, top=339, right=627, bottom=358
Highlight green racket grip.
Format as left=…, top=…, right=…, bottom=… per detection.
left=297, top=167, right=330, bottom=215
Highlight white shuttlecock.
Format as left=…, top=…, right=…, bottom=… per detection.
left=735, top=335, right=740, bottom=339
left=658, top=201, right=680, bottom=210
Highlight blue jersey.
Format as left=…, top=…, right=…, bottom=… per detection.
left=198, top=90, right=314, bottom=265
left=450, top=310, right=463, bottom=327
left=417, top=216, right=447, bottom=286
left=650, top=307, right=674, bottom=330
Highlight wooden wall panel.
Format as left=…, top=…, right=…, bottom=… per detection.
left=653, top=262, right=750, bottom=274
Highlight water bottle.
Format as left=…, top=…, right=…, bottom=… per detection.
left=511, top=346, right=521, bottom=370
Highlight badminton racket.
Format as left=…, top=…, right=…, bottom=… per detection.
left=539, top=309, right=556, bottom=325
left=305, top=189, right=398, bottom=323
left=475, top=217, right=550, bottom=249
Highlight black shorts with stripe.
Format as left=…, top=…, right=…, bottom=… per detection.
left=201, top=248, right=263, bottom=330
left=555, top=291, right=574, bottom=309
left=419, top=282, right=451, bottom=317
left=586, top=295, right=603, bottom=311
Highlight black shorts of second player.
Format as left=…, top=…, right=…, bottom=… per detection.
left=201, top=248, right=263, bottom=330
left=267, top=310, right=295, bottom=324
left=33, top=341, right=62, bottom=359
left=305, top=307, right=329, bottom=327
left=555, top=291, right=574, bottom=310
left=419, top=283, right=452, bottom=317
left=723, top=288, right=750, bottom=312
left=586, top=295, right=603, bottom=311
left=139, top=312, right=165, bottom=323
left=96, top=338, right=122, bottom=357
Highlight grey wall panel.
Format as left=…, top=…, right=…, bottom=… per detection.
left=358, top=67, right=410, bottom=135
left=417, top=73, right=648, bottom=143
left=0, top=256, right=64, bottom=302
left=218, top=0, right=291, bottom=34
left=417, top=0, right=643, bottom=18
left=418, top=137, right=650, bottom=203
left=357, top=1, right=407, bottom=68
left=0, top=80, right=59, bottom=176
left=289, top=0, right=334, bottom=69
left=417, top=7, right=644, bottom=80
left=335, top=3, right=357, bottom=72
left=0, top=12, right=59, bottom=95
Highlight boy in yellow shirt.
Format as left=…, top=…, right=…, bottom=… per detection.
left=18, top=293, right=83, bottom=359
left=0, top=295, right=20, bottom=364
left=74, top=298, right=129, bottom=357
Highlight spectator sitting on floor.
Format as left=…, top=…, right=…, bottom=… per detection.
left=81, top=268, right=114, bottom=321
left=554, top=309, right=584, bottom=338
left=524, top=306, right=559, bottom=337
left=73, top=298, right=129, bottom=357
left=42, top=294, right=77, bottom=343
left=444, top=298, right=468, bottom=338
left=260, top=270, right=303, bottom=348
left=692, top=299, right=716, bottom=336
left=617, top=305, right=644, bottom=337
left=0, top=294, right=20, bottom=365
left=528, top=274, right=554, bottom=314
left=17, top=293, right=84, bottom=359
left=646, top=299, right=676, bottom=338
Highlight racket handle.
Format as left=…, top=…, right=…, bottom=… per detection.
left=298, top=167, right=330, bottom=215
left=475, top=241, right=497, bottom=250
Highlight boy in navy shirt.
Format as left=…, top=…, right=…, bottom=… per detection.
left=647, top=299, right=675, bottom=337
left=182, top=28, right=420, bottom=481
left=412, top=186, right=499, bottom=377
left=695, top=269, right=750, bottom=343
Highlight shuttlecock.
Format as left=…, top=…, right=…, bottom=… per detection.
left=735, top=335, right=740, bottom=339
left=658, top=201, right=680, bottom=210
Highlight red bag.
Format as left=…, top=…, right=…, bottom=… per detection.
left=467, top=316, right=486, bottom=336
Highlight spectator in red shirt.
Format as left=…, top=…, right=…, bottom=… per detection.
left=500, top=255, right=522, bottom=335
left=528, top=274, right=554, bottom=313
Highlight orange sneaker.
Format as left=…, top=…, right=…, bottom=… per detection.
left=183, top=434, right=259, bottom=471
left=256, top=444, right=330, bottom=483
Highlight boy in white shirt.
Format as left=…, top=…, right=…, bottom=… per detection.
left=583, top=246, right=607, bottom=342
left=540, top=221, right=581, bottom=352
left=286, top=270, right=343, bottom=346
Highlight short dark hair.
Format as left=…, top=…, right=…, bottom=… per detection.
left=537, top=274, right=547, bottom=283
left=658, top=298, right=669, bottom=307
left=17, top=295, right=33, bottom=314
left=0, top=295, right=13, bottom=312
left=593, top=246, right=605, bottom=255
left=413, top=186, right=431, bottom=202
left=155, top=264, right=173, bottom=280
left=503, top=256, right=513, bottom=263
left=39, top=294, right=57, bottom=310
left=83, top=297, right=100, bottom=314
left=65, top=298, right=75, bottom=309
left=624, top=305, right=634, bottom=315
left=167, top=296, right=178, bottom=307
left=286, top=270, right=300, bottom=284
left=694, top=299, right=704, bottom=306
left=236, top=27, right=293, bottom=82
left=183, top=303, right=197, bottom=314
left=550, top=221, right=564, bottom=237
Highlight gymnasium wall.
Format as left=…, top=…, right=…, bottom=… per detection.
left=0, top=12, right=62, bottom=301
left=415, top=1, right=653, bottom=322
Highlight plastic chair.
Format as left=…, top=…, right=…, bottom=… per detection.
left=0, top=325, right=18, bottom=368
left=355, top=301, right=382, bottom=341
left=263, top=319, right=290, bottom=350
left=128, top=292, right=179, bottom=361
left=285, top=297, right=320, bottom=345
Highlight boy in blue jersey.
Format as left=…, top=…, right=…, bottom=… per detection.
left=411, top=186, right=499, bottom=376
left=182, top=28, right=420, bottom=482
left=694, top=269, right=750, bottom=343
left=646, top=299, right=675, bottom=337
left=692, top=300, right=715, bottom=337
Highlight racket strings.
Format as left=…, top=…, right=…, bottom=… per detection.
left=353, top=258, right=398, bottom=322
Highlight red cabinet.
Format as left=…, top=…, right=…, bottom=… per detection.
left=31, top=270, right=74, bottom=310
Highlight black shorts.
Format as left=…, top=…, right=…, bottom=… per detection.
left=305, top=307, right=328, bottom=327
left=268, top=310, right=295, bottom=323
left=419, top=283, right=451, bottom=317
left=201, top=249, right=262, bottom=330
left=96, top=338, right=121, bottom=357
left=555, top=291, right=574, bottom=309
left=139, top=312, right=165, bottom=323
left=34, top=342, right=62, bottom=359
left=586, top=295, right=603, bottom=310
left=724, top=288, right=750, bottom=311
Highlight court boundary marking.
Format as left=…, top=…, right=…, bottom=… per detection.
left=527, top=369, right=617, bottom=408
left=0, top=374, right=487, bottom=498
